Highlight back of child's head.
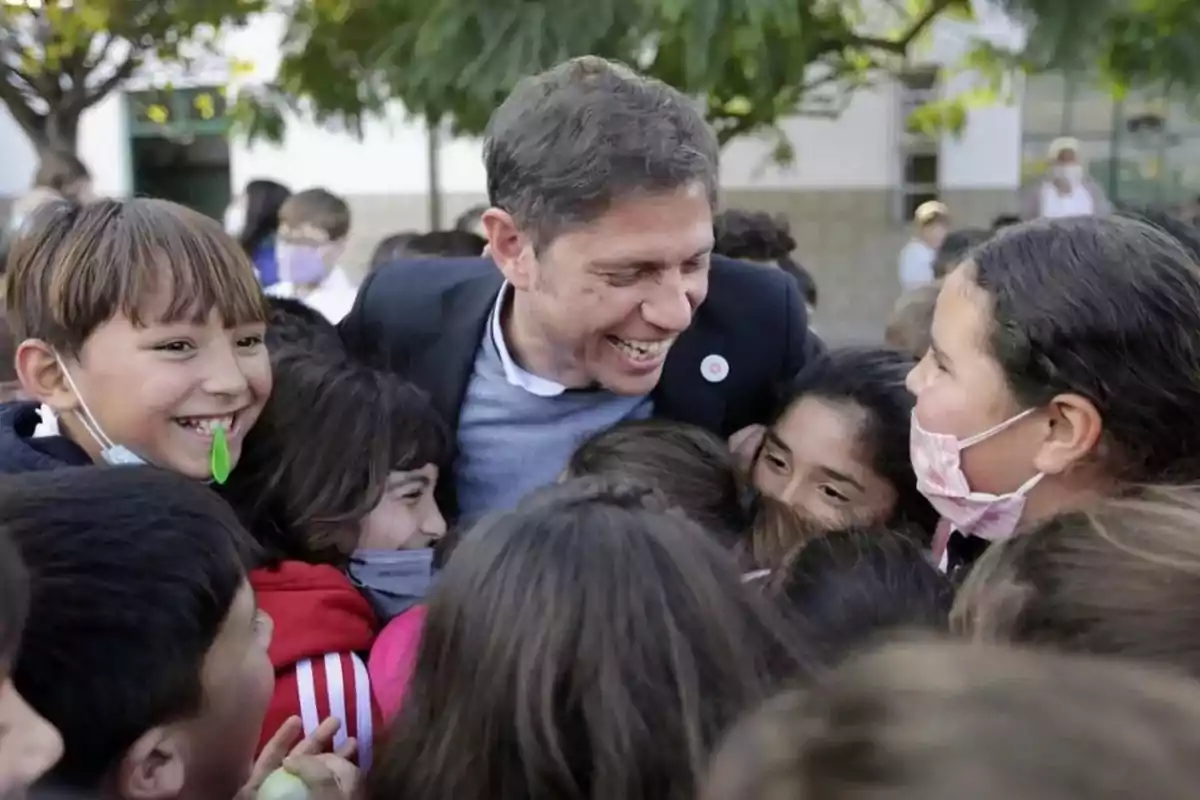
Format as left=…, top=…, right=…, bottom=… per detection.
left=769, top=528, right=952, bottom=666
left=703, top=637, right=1200, bottom=800
left=884, top=282, right=939, bottom=360
left=278, top=188, right=351, bottom=242
left=0, top=526, right=63, bottom=794
left=404, top=230, right=487, bottom=258
left=5, top=466, right=268, bottom=797
left=991, top=213, right=1021, bottom=231
left=265, top=295, right=343, bottom=354
left=5, top=198, right=266, bottom=358
left=713, top=209, right=796, bottom=263
left=221, top=345, right=448, bottom=565
left=369, top=476, right=813, bottom=800
left=953, top=485, right=1200, bottom=677
left=931, top=226, right=991, bottom=279
left=567, top=419, right=752, bottom=550
left=368, top=232, right=422, bottom=271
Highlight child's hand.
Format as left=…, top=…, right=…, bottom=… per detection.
left=238, top=716, right=356, bottom=800
left=728, top=424, right=766, bottom=472
left=281, top=753, right=360, bottom=800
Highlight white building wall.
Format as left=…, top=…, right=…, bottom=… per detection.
left=0, top=105, right=37, bottom=195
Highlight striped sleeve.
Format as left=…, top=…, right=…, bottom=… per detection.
left=295, top=652, right=376, bottom=771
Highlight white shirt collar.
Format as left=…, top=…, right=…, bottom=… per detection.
left=489, top=283, right=567, bottom=398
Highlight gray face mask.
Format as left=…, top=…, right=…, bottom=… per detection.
left=346, top=548, right=437, bottom=623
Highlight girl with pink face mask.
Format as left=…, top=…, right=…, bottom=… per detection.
left=906, top=214, right=1200, bottom=575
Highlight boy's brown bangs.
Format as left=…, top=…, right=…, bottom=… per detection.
left=8, top=199, right=267, bottom=356
left=101, top=201, right=268, bottom=328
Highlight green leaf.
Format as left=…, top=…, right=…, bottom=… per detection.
left=210, top=426, right=231, bottom=485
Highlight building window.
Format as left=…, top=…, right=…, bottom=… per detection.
left=897, top=67, right=940, bottom=222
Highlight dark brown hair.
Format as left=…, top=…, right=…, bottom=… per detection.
left=219, top=346, right=448, bottom=566
left=567, top=419, right=816, bottom=568
left=367, top=476, right=813, bottom=800
left=768, top=529, right=952, bottom=666
left=0, top=526, right=28, bottom=668
left=952, top=485, right=1200, bottom=676
left=703, top=637, right=1200, bottom=800
left=278, top=188, right=351, bottom=241
left=5, top=199, right=266, bottom=358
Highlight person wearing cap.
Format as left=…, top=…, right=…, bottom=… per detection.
left=1021, top=137, right=1111, bottom=220
left=897, top=200, right=949, bottom=291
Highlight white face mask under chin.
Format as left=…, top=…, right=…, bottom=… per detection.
left=53, top=356, right=146, bottom=466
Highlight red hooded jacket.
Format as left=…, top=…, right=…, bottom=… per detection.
left=251, top=561, right=382, bottom=770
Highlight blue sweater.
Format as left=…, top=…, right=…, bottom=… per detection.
left=454, top=334, right=651, bottom=520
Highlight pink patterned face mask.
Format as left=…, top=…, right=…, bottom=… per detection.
left=910, top=409, right=1043, bottom=542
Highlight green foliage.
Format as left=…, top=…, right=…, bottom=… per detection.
left=0, top=0, right=263, bottom=152
left=267, top=0, right=975, bottom=158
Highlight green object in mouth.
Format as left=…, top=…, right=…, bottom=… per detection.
left=211, top=426, right=231, bottom=485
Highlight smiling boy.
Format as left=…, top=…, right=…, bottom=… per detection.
left=0, top=198, right=272, bottom=477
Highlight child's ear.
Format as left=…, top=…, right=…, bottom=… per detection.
left=14, top=340, right=77, bottom=411
left=117, top=726, right=186, bottom=800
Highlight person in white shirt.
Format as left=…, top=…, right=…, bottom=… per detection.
left=897, top=201, right=949, bottom=290
left=266, top=189, right=360, bottom=323
left=1021, top=137, right=1112, bottom=220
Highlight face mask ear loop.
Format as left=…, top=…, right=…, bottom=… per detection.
left=53, top=351, right=117, bottom=452
left=958, top=407, right=1038, bottom=450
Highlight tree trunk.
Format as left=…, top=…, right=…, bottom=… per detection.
left=40, top=110, right=80, bottom=155
left=426, top=119, right=443, bottom=230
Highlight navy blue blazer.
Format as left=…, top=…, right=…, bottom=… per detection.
left=339, top=255, right=825, bottom=517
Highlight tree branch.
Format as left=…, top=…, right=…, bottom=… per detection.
left=0, top=64, right=45, bottom=142
left=849, top=0, right=957, bottom=54
left=81, top=52, right=138, bottom=110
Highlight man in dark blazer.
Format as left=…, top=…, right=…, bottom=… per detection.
left=339, top=56, right=825, bottom=521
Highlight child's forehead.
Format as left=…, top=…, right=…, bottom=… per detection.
left=278, top=223, right=331, bottom=243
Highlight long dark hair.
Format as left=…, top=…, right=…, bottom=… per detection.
left=219, top=346, right=448, bottom=566
left=367, top=476, right=812, bottom=800
left=238, top=179, right=290, bottom=256
left=970, top=215, right=1200, bottom=482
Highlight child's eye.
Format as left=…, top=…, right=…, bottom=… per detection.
left=155, top=340, right=194, bottom=353
left=237, top=334, right=264, bottom=349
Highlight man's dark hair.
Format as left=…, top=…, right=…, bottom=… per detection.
left=5, top=467, right=257, bottom=789
left=484, top=56, right=719, bottom=250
